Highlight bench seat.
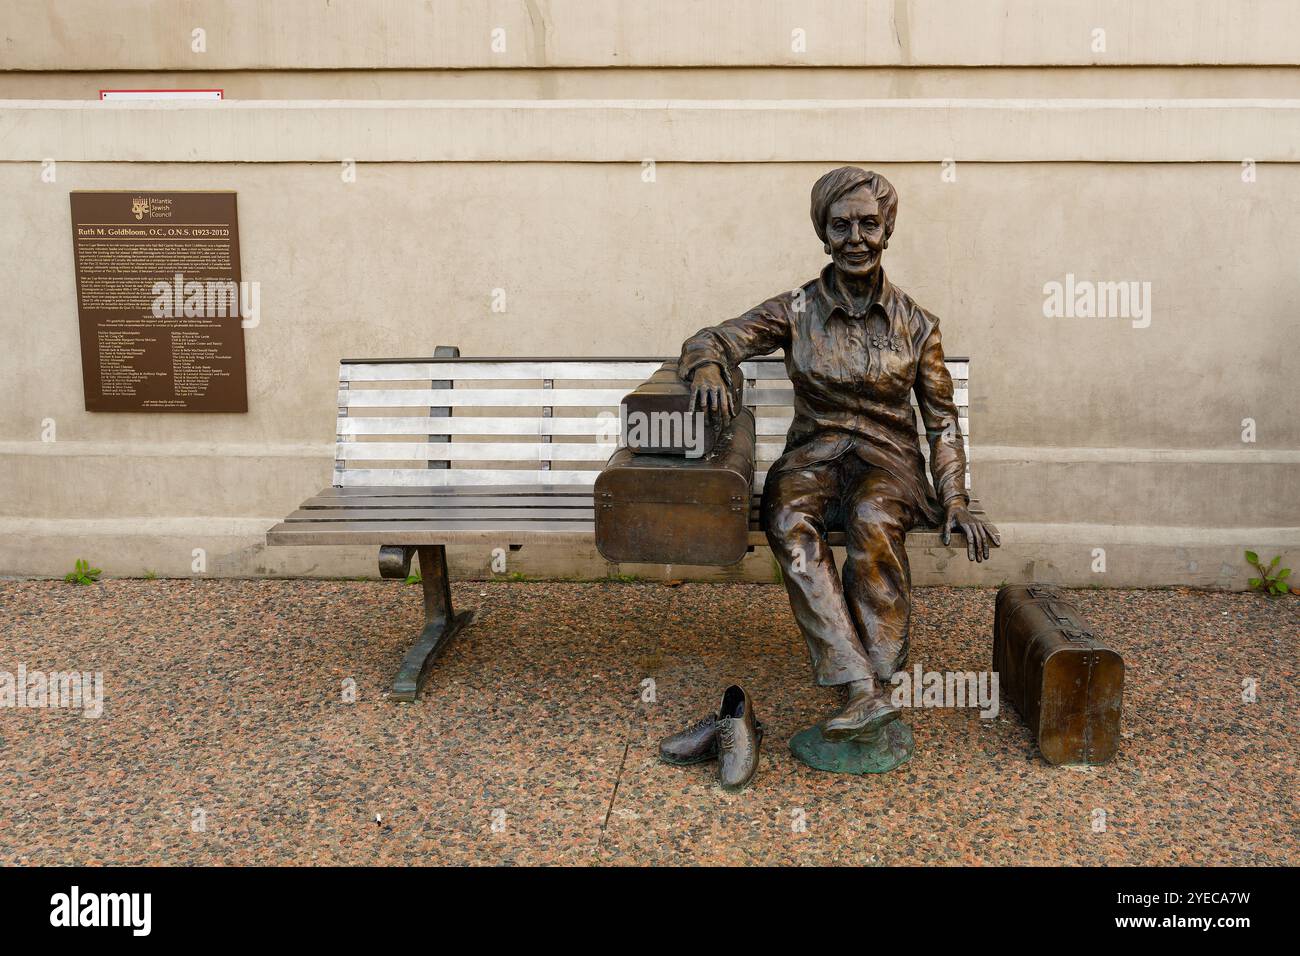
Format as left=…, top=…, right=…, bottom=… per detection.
left=268, top=484, right=985, bottom=548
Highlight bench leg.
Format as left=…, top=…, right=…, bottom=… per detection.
left=390, top=545, right=474, bottom=702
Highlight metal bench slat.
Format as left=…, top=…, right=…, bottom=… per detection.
left=359, top=424, right=968, bottom=444
left=340, top=386, right=969, bottom=410
left=267, top=520, right=980, bottom=548
left=339, top=417, right=622, bottom=436
left=273, top=518, right=596, bottom=533
left=335, top=441, right=971, bottom=463
left=311, top=484, right=596, bottom=498
left=339, top=388, right=631, bottom=408
left=339, top=470, right=969, bottom=492
left=337, top=442, right=618, bottom=462
left=748, top=386, right=968, bottom=406
left=342, top=361, right=664, bottom=382
left=738, top=359, right=969, bottom=380
left=337, top=469, right=600, bottom=487
left=300, top=485, right=980, bottom=511
left=754, top=416, right=969, bottom=437
left=342, top=358, right=970, bottom=383
left=301, top=493, right=595, bottom=509
left=285, top=507, right=597, bottom=522
left=281, top=505, right=984, bottom=528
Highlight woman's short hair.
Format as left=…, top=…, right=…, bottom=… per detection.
left=810, top=167, right=898, bottom=243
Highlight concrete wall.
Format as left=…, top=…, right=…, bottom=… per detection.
left=1, top=2, right=1296, bottom=586
left=5, top=0, right=1300, bottom=68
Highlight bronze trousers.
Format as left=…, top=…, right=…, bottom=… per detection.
left=761, top=453, right=921, bottom=686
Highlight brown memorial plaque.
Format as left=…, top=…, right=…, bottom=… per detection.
left=70, top=191, right=248, bottom=412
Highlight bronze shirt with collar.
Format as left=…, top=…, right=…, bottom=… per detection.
left=678, top=265, right=967, bottom=526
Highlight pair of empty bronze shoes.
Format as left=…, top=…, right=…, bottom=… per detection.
left=658, top=685, right=763, bottom=792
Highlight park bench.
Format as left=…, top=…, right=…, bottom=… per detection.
left=267, top=347, right=982, bottom=701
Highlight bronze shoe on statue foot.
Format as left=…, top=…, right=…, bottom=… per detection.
left=716, top=684, right=763, bottom=792
left=822, top=679, right=900, bottom=741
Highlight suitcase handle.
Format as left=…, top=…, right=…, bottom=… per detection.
left=1041, top=600, right=1094, bottom=637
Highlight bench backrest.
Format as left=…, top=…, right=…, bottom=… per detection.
left=335, top=356, right=970, bottom=493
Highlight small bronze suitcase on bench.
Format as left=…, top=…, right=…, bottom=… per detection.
left=993, top=584, right=1124, bottom=765
left=620, top=361, right=743, bottom=457
left=594, top=407, right=756, bottom=566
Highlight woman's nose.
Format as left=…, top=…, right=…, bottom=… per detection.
left=849, top=223, right=863, bottom=243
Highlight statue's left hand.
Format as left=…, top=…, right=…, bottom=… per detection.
left=942, top=502, right=1001, bottom=563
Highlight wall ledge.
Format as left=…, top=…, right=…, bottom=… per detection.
left=3, top=99, right=1299, bottom=163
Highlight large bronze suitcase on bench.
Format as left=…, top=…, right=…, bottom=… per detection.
left=993, top=584, right=1124, bottom=765
left=594, top=406, right=756, bottom=566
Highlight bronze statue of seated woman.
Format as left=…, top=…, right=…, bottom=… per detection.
left=677, top=167, right=999, bottom=766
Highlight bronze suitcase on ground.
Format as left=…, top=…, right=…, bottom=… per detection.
left=993, top=584, right=1124, bottom=765
left=594, top=408, right=755, bottom=566
left=620, top=361, right=743, bottom=456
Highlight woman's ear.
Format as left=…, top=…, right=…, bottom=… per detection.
left=823, top=243, right=832, bottom=255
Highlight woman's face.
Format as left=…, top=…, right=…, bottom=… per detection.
left=826, top=186, right=887, bottom=281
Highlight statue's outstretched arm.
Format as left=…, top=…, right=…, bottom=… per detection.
left=678, top=298, right=791, bottom=421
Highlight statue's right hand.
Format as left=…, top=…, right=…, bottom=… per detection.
left=688, top=364, right=735, bottom=423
